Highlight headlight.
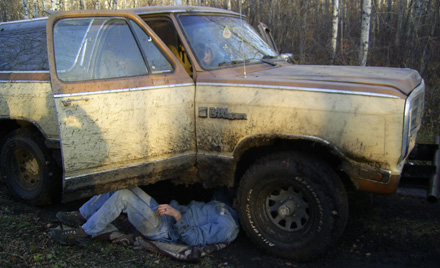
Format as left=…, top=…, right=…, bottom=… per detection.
left=400, top=81, right=425, bottom=162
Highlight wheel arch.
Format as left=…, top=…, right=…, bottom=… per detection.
left=0, top=118, right=60, bottom=149
left=0, top=124, right=63, bottom=205
left=233, top=134, right=353, bottom=189
left=0, top=118, right=62, bottom=206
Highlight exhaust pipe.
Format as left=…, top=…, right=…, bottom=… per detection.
left=427, top=136, right=440, bottom=203
left=428, top=174, right=439, bottom=203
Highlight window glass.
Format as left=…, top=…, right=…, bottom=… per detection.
left=0, top=19, right=48, bottom=71
left=54, top=17, right=148, bottom=81
left=130, top=21, right=172, bottom=74
left=145, top=18, right=192, bottom=76
left=178, top=15, right=279, bottom=69
left=96, top=19, right=148, bottom=79
left=53, top=18, right=91, bottom=75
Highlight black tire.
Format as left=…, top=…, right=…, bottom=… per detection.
left=0, top=128, right=60, bottom=206
left=237, top=152, right=348, bottom=261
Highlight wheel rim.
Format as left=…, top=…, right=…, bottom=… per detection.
left=265, top=178, right=310, bottom=232
left=10, top=148, right=41, bottom=191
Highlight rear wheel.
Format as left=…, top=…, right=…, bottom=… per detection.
left=237, top=152, right=348, bottom=261
left=0, top=128, right=60, bottom=205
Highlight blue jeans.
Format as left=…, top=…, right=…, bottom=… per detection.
left=79, top=187, right=174, bottom=241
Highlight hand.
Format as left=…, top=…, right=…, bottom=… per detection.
left=156, top=204, right=182, bottom=222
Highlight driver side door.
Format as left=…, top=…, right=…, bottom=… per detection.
left=47, top=13, right=196, bottom=200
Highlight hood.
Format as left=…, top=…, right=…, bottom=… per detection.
left=201, top=64, right=423, bottom=97
left=259, top=65, right=422, bottom=95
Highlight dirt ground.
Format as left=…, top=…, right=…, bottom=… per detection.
left=1, top=180, right=439, bottom=268
left=220, top=191, right=440, bottom=268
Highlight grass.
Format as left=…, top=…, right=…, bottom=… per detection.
left=0, top=194, right=209, bottom=268
left=0, top=182, right=244, bottom=268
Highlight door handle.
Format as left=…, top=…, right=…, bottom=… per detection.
left=62, top=98, right=89, bottom=107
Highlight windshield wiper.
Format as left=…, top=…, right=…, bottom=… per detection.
left=260, top=58, right=277, bottom=66
left=259, top=55, right=279, bottom=66
left=218, top=59, right=250, bottom=67
left=262, top=55, right=278, bottom=59
left=218, top=58, right=277, bottom=67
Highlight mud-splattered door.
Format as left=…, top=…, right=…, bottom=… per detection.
left=47, top=13, right=195, bottom=186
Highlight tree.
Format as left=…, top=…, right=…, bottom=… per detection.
left=0, top=0, right=22, bottom=21
left=299, top=0, right=310, bottom=63
left=359, top=0, right=372, bottom=66
left=330, top=0, right=339, bottom=64
left=22, top=0, right=30, bottom=19
left=52, top=0, right=61, bottom=11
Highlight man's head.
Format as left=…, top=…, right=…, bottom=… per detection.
left=195, top=43, right=213, bottom=67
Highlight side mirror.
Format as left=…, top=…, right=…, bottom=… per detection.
left=281, top=53, right=295, bottom=64
left=258, top=22, right=279, bottom=54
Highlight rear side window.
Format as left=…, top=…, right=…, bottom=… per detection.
left=0, top=19, right=49, bottom=71
left=53, top=17, right=171, bottom=82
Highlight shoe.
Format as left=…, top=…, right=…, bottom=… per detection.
left=56, top=211, right=86, bottom=227
left=50, top=227, right=89, bottom=246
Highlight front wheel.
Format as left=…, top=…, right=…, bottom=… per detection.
left=0, top=128, right=60, bottom=205
left=237, top=152, right=348, bottom=261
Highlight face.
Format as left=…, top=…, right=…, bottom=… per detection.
left=202, top=48, right=212, bottom=65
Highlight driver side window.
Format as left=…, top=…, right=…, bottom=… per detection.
left=53, top=17, right=172, bottom=82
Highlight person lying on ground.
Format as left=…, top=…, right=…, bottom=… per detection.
left=50, top=187, right=239, bottom=247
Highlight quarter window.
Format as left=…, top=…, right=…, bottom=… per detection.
left=0, top=19, right=48, bottom=71
left=130, top=21, right=172, bottom=74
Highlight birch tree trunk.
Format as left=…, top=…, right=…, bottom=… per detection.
left=330, top=0, right=339, bottom=63
left=33, top=2, right=38, bottom=17
left=359, top=0, right=372, bottom=66
left=22, top=0, right=29, bottom=19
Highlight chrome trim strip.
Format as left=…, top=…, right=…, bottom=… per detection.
left=53, top=83, right=194, bottom=98
left=197, top=153, right=234, bottom=160
left=197, top=82, right=400, bottom=99
left=0, top=17, right=47, bottom=25
left=64, top=152, right=195, bottom=180
left=0, top=71, right=49, bottom=74
left=0, top=80, right=50, bottom=83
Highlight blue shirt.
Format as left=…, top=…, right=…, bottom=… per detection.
left=166, top=200, right=240, bottom=246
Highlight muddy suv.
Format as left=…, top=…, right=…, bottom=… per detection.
left=0, top=6, right=425, bottom=261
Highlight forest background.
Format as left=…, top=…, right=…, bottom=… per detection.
left=1, top=0, right=439, bottom=142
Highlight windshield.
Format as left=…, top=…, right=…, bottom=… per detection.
left=178, top=15, right=278, bottom=69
